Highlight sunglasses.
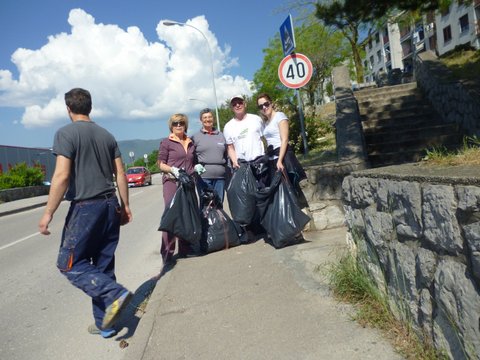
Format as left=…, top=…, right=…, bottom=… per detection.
left=172, top=121, right=185, bottom=127
left=257, top=101, right=271, bottom=110
left=231, top=100, right=244, bottom=107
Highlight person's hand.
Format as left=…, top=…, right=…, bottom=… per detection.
left=170, top=166, right=180, bottom=178
left=38, top=213, right=53, bottom=235
left=194, top=164, right=206, bottom=175
left=120, top=205, right=133, bottom=225
left=232, top=161, right=240, bottom=169
left=276, top=160, right=285, bottom=171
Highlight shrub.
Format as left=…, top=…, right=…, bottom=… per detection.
left=0, top=162, right=44, bottom=189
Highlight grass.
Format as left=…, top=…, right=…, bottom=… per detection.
left=299, top=132, right=337, bottom=166
left=439, top=49, right=480, bottom=85
left=423, top=136, right=480, bottom=166
left=326, top=251, right=447, bottom=359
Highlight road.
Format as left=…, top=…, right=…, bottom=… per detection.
left=0, top=174, right=165, bottom=360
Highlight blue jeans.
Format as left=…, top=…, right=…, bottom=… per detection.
left=197, top=178, right=225, bottom=209
left=57, top=196, right=128, bottom=328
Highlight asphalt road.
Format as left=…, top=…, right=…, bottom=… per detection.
left=0, top=174, right=165, bottom=360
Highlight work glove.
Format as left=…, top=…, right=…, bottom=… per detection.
left=194, top=164, right=206, bottom=175
left=170, top=166, right=180, bottom=178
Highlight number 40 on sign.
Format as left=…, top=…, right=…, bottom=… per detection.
left=278, top=53, right=313, bottom=89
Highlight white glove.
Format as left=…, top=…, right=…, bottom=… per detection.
left=194, top=164, right=206, bottom=175
left=170, top=166, right=180, bottom=178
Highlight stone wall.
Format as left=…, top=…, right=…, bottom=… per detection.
left=342, top=164, right=480, bottom=359
left=0, top=185, right=49, bottom=203
left=415, top=51, right=480, bottom=137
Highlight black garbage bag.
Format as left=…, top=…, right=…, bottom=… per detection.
left=158, top=171, right=202, bottom=245
left=201, top=206, right=241, bottom=254
left=260, top=171, right=311, bottom=249
left=226, top=164, right=257, bottom=225
left=200, top=188, right=241, bottom=253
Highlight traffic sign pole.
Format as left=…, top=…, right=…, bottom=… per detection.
left=278, top=53, right=313, bottom=156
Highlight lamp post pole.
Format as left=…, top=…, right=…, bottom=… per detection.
left=162, top=20, right=221, bottom=131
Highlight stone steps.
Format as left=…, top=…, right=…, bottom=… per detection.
left=355, top=81, right=463, bottom=168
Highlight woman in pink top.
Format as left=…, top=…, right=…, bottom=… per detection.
left=157, top=113, right=196, bottom=264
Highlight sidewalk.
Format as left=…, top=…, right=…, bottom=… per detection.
left=123, top=227, right=404, bottom=360
left=0, top=195, right=49, bottom=217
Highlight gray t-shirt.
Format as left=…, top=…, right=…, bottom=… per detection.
left=52, top=120, right=120, bottom=201
left=191, top=129, right=227, bottom=179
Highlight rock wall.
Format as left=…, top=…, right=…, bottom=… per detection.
left=415, top=51, right=480, bottom=137
left=0, top=185, right=49, bottom=203
left=342, top=165, right=480, bottom=359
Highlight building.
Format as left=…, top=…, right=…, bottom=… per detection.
left=363, top=0, right=480, bottom=83
left=424, top=0, right=480, bottom=55
left=0, top=145, right=55, bottom=182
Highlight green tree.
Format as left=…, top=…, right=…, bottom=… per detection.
left=129, top=149, right=160, bottom=173
left=252, top=17, right=346, bottom=153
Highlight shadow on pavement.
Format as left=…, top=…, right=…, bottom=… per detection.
left=114, top=261, right=176, bottom=340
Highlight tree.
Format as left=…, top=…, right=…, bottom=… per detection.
left=253, top=18, right=348, bottom=112
left=315, top=1, right=374, bottom=83
left=252, top=17, right=346, bottom=153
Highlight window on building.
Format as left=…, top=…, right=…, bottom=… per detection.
left=370, top=55, right=374, bottom=66
left=375, top=32, right=380, bottom=44
left=459, top=14, right=469, bottom=34
left=377, top=50, right=382, bottom=62
left=443, top=25, right=452, bottom=44
left=368, top=39, right=372, bottom=49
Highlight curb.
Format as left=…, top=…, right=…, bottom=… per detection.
left=122, top=266, right=173, bottom=360
left=0, top=202, right=47, bottom=217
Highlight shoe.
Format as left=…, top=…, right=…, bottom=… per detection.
left=101, top=290, right=132, bottom=330
left=87, top=324, right=117, bottom=338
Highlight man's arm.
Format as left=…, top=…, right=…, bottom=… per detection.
left=114, top=157, right=132, bottom=225
left=227, top=144, right=239, bottom=169
left=38, top=155, right=71, bottom=235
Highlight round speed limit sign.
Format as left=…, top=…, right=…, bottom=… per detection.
left=278, top=53, right=313, bottom=89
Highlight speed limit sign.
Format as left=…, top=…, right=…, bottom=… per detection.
left=278, top=53, right=313, bottom=89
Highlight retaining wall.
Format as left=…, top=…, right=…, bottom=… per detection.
left=342, top=164, right=480, bottom=359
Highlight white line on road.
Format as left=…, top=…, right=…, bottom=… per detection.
left=1, top=191, right=145, bottom=252
left=0, top=232, right=40, bottom=252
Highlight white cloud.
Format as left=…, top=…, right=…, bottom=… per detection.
left=0, top=9, right=252, bottom=128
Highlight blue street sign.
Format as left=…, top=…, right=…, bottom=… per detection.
left=279, top=14, right=295, bottom=56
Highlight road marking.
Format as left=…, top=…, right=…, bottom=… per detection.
left=0, top=232, right=40, bottom=251
left=1, top=191, right=145, bottom=252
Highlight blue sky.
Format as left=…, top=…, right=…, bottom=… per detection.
left=0, top=0, right=300, bottom=148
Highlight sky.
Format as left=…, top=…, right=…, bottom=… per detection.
left=0, top=0, right=299, bottom=149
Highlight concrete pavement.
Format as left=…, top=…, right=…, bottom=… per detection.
left=0, top=194, right=50, bottom=217
left=1, top=196, right=403, bottom=359
left=123, top=227, right=404, bottom=360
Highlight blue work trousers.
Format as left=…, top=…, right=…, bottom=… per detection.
left=197, top=178, right=225, bottom=209
left=57, top=196, right=128, bottom=329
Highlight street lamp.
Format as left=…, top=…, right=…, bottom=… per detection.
left=162, top=20, right=221, bottom=131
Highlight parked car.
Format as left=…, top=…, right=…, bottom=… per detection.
left=126, top=166, right=152, bottom=187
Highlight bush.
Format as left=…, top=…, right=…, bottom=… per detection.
left=0, top=162, right=44, bottom=190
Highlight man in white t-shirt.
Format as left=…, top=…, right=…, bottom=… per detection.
left=223, top=95, right=264, bottom=169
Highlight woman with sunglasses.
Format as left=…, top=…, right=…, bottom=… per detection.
left=256, top=93, right=308, bottom=209
left=157, top=113, right=196, bottom=264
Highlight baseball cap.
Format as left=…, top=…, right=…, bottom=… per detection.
left=230, top=95, right=245, bottom=104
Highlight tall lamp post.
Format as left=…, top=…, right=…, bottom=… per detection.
left=162, top=20, right=221, bottom=131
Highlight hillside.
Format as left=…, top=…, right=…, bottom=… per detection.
left=117, top=138, right=163, bottom=164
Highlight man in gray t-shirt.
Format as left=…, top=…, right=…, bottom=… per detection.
left=38, top=88, right=133, bottom=338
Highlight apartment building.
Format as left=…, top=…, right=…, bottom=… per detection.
left=425, top=0, right=480, bottom=55
left=363, top=0, right=480, bottom=83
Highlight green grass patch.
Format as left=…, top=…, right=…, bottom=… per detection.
left=326, top=251, right=447, bottom=359
left=423, top=136, right=480, bottom=166
left=440, top=49, right=480, bottom=83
